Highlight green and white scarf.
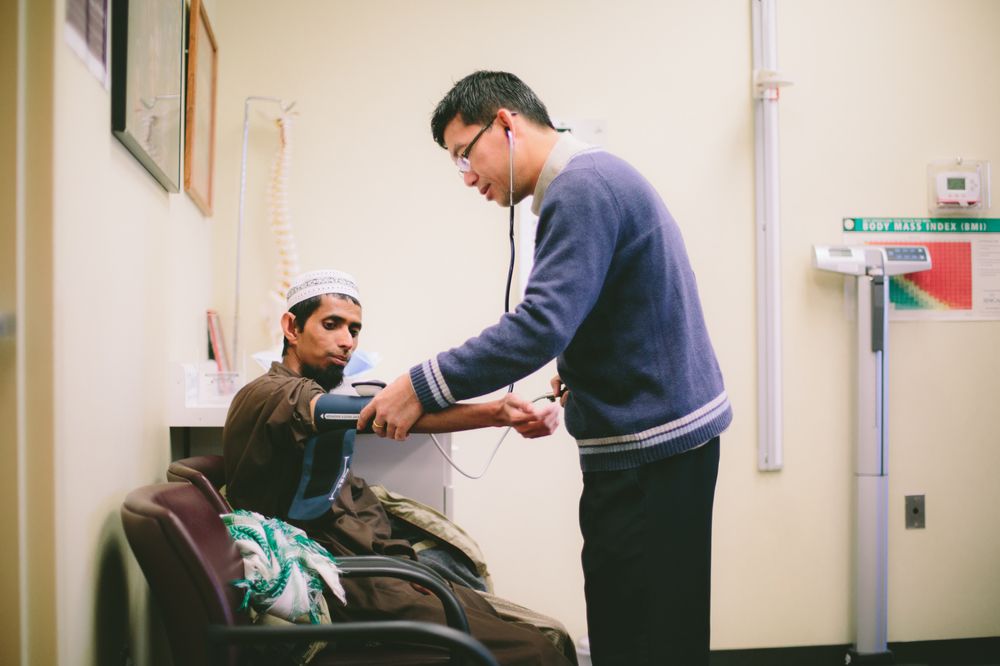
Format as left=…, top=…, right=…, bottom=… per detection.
left=223, top=510, right=346, bottom=624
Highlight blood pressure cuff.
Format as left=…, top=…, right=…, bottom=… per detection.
left=286, top=394, right=375, bottom=521
left=313, top=394, right=374, bottom=434
left=287, top=429, right=356, bottom=521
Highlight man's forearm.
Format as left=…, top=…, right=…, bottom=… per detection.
left=409, top=401, right=502, bottom=433
left=357, top=377, right=547, bottom=441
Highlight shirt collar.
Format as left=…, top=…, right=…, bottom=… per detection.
left=531, top=132, right=599, bottom=216
left=271, top=361, right=297, bottom=377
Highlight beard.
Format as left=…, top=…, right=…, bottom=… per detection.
left=300, top=362, right=346, bottom=392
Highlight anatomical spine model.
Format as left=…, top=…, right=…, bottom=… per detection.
left=262, top=113, right=301, bottom=350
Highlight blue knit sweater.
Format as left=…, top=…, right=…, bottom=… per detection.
left=411, top=146, right=731, bottom=472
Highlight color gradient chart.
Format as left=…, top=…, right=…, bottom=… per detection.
left=880, top=242, right=972, bottom=311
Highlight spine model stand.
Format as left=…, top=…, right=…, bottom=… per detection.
left=263, top=113, right=301, bottom=350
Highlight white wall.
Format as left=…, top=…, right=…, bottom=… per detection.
left=210, top=0, right=1000, bottom=651
left=49, top=1, right=218, bottom=664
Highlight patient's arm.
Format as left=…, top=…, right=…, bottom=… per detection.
left=411, top=393, right=560, bottom=439
left=309, top=392, right=560, bottom=439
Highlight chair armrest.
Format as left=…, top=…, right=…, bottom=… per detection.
left=340, top=554, right=449, bottom=585
left=336, top=555, right=469, bottom=633
left=207, top=620, right=499, bottom=666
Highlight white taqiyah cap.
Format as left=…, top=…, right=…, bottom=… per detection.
left=286, top=270, right=360, bottom=309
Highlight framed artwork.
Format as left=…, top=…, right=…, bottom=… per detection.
left=65, top=0, right=110, bottom=86
left=110, top=0, right=184, bottom=192
left=184, top=0, right=218, bottom=216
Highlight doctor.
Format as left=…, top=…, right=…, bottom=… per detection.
left=359, top=71, right=732, bottom=666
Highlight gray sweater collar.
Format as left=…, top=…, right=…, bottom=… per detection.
left=531, top=132, right=598, bottom=216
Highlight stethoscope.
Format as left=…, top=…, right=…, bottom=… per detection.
left=430, top=126, right=558, bottom=479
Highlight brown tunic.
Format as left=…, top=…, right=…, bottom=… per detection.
left=223, top=363, right=574, bottom=666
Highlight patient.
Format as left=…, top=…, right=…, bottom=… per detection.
left=223, top=269, right=575, bottom=666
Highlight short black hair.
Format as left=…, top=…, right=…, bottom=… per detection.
left=431, top=71, right=555, bottom=149
left=281, top=293, right=361, bottom=356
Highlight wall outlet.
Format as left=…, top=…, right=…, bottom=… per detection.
left=905, top=495, right=926, bottom=529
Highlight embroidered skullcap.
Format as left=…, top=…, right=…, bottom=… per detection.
left=286, top=270, right=360, bottom=309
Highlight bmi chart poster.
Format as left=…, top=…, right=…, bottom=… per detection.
left=843, top=217, right=1000, bottom=321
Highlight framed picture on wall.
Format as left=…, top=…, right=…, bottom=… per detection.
left=110, top=0, right=184, bottom=192
left=184, top=0, right=218, bottom=216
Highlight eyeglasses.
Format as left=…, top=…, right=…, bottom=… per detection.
left=455, top=118, right=494, bottom=174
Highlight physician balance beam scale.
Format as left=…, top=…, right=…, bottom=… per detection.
left=812, top=244, right=931, bottom=665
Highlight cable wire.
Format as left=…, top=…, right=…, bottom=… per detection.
left=505, top=132, right=516, bottom=393
left=430, top=394, right=554, bottom=479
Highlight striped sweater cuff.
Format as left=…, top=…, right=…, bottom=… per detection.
left=409, top=359, right=456, bottom=413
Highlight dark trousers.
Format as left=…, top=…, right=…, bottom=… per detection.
left=580, top=437, right=720, bottom=666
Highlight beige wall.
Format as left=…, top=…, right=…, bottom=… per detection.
left=213, top=0, right=1000, bottom=651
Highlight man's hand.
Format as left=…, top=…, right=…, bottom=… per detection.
left=550, top=374, right=569, bottom=407
left=497, top=393, right=561, bottom=438
left=358, top=373, right=424, bottom=441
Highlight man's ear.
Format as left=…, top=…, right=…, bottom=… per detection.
left=497, top=108, right=518, bottom=136
left=280, top=311, right=298, bottom=348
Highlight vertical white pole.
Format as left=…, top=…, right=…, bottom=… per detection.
left=752, top=0, right=784, bottom=470
left=853, top=264, right=890, bottom=658
left=233, top=98, right=252, bottom=373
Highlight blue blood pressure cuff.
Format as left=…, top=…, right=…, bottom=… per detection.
left=312, top=394, right=374, bottom=434
left=286, top=394, right=374, bottom=521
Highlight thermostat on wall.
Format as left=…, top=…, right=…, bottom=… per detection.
left=935, top=172, right=980, bottom=206
left=928, top=159, right=990, bottom=214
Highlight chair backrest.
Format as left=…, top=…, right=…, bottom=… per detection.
left=167, top=455, right=232, bottom=513
left=121, top=482, right=248, bottom=666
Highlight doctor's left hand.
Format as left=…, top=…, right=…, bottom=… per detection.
left=500, top=394, right=560, bottom=439
left=358, top=373, right=424, bottom=441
